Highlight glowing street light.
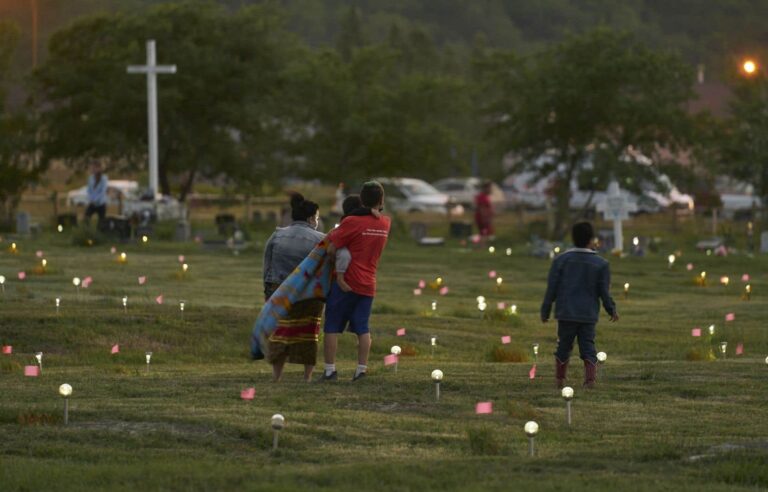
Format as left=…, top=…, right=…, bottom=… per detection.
left=743, top=59, right=757, bottom=75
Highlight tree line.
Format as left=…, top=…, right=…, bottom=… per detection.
left=0, top=2, right=767, bottom=233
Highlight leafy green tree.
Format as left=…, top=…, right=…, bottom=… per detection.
left=0, top=21, right=40, bottom=227
left=480, top=28, right=695, bottom=236
left=31, top=2, right=297, bottom=200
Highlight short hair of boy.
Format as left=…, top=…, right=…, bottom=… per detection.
left=360, top=181, right=385, bottom=208
left=572, top=222, right=594, bottom=248
left=342, top=195, right=363, bottom=216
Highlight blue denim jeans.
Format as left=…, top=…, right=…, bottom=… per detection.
left=555, top=320, right=597, bottom=364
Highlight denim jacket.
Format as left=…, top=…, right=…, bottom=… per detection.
left=263, top=222, right=325, bottom=286
left=540, top=248, right=617, bottom=323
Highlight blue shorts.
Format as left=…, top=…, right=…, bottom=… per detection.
left=324, top=282, right=374, bottom=335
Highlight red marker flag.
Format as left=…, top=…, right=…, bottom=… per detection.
left=501, top=335, right=511, bottom=345
left=418, top=280, right=426, bottom=289
left=178, top=255, right=185, bottom=263
left=488, top=270, right=497, bottom=279
left=439, top=286, right=449, bottom=296
left=138, top=276, right=147, bottom=285
left=475, top=402, right=493, bottom=414
left=413, top=288, right=422, bottom=296
left=111, top=344, right=119, bottom=354
left=36, top=250, right=44, bottom=258
left=396, top=328, right=406, bottom=336
left=24, top=365, right=39, bottom=377
left=384, top=354, right=398, bottom=366
left=2, top=345, right=12, bottom=354
left=736, top=343, right=744, bottom=355
left=725, top=313, right=735, bottom=322
left=742, top=274, right=750, bottom=282
left=82, top=276, right=93, bottom=288
left=155, top=294, right=164, bottom=305
left=691, top=328, right=701, bottom=337
left=529, top=364, right=537, bottom=380
left=240, top=387, right=255, bottom=400
left=18, top=271, right=26, bottom=280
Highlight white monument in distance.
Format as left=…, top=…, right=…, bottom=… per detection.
left=127, top=40, right=177, bottom=198
left=596, top=180, right=637, bottom=253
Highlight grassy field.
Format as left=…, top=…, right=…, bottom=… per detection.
left=1, top=217, right=767, bottom=491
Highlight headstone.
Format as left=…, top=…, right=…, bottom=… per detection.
left=596, top=181, right=637, bottom=253
left=761, top=232, right=768, bottom=254
left=696, top=237, right=724, bottom=251
left=215, top=214, right=236, bottom=236
left=175, top=220, right=191, bottom=242
left=99, top=217, right=132, bottom=241
left=16, top=211, right=30, bottom=235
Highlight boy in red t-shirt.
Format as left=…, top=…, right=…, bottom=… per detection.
left=322, top=181, right=391, bottom=381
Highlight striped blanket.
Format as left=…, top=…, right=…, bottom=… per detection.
left=251, top=239, right=333, bottom=360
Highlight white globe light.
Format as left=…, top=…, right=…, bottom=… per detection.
left=391, top=345, right=402, bottom=355
left=476, top=296, right=486, bottom=304
left=271, top=414, right=285, bottom=430
left=708, top=324, right=715, bottom=335
left=431, top=369, right=443, bottom=381
left=765, top=356, right=768, bottom=365
left=524, top=421, right=539, bottom=437
left=561, top=386, right=574, bottom=400
left=146, top=352, right=152, bottom=364
left=597, top=352, right=607, bottom=363
left=668, top=254, right=675, bottom=264
left=72, top=277, right=81, bottom=287
left=59, top=384, right=72, bottom=397
left=488, top=246, right=495, bottom=254
left=0, top=275, right=5, bottom=284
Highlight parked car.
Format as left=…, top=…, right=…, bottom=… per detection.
left=715, top=176, right=762, bottom=219
left=375, top=177, right=450, bottom=214
left=68, top=179, right=183, bottom=221
left=432, top=177, right=506, bottom=209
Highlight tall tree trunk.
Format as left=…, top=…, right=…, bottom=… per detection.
left=178, top=169, right=196, bottom=203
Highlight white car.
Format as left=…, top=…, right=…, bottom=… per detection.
left=376, top=177, right=450, bottom=214
left=432, top=177, right=506, bottom=209
left=715, top=176, right=761, bottom=218
left=67, top=180, right=140, bottom=207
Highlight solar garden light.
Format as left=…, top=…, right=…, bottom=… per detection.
left=524, top=421, right=539, bottom=457
left=122, top=296, right=128, bottom=314
left=667, top=254, right=675, bottom=268
left=271, top=414, right=285, bottom=451
left=430, top=335, right=437, bottom=357
left=506, top=248, right=512, bottom=256
left=182, top=263, right=189, bottom=273
left=623, top=283, right=630, bottom=299
left=596, top=352, right=607, bottom=379
left=510, top=304, right=518, bottom=315
left=55, top=297, right=61, bottom=315
left=145, top=352, right=152, bottom=373
left=764, top=356, right=768, bottom=365
left=59, top=384, right=72, bottom=425
left=391, top=346, right=401, bottom=373
left=720, top=341, right=728, bottom=358
left=745, top=284, right=751, bottom=300
left=179, top=300, right=186, bottom=320
left=0, top=275, right=5, bottom=293
left=72, top=277, right=81, bottom=296
left=431, top=300, right=437, bottom=313
left=708, top=324, right=716, bottom=336
left=35, top=352, right=43, bottom=373
left=561, top=386, right=574, bottom=426
left=532, top=343, right=540, bottom=361
left=41, top=258, right=47, bottom=271
left=488, top=246, right=495, bottom=254
left=431, top=369, right=443, bottom=401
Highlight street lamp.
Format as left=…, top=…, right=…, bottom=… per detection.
left=743, top=59, right=757, bottom=75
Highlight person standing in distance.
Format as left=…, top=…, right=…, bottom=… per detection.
left=85, top=162, right=108, bottom=225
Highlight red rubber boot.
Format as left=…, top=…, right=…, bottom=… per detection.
left=583, top=360, right=597, bottom=389
left=555, top=358, right=568, bottom=389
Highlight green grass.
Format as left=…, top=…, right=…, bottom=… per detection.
left=1, top=221, right=768, bottom=491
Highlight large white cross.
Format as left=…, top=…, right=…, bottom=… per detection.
left=127, top=40, right=176, bottom=198
left=596, top=181, right=637, bottom=253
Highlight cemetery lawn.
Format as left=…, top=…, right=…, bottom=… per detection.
left=1, top=230, right=768, bottom=491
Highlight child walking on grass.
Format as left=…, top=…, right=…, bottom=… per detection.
left=540, top=222, right=619, bottom=389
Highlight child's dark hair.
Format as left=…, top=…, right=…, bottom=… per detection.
left=572, top=222, right=594, bottom=248
left=289, top=192, right=319, bottom=222
left=360, top=181, right=385, bottom=208
left=342, top=195, right=363, bottom=216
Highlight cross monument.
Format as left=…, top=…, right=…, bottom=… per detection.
left=127, top=40, right=176, bottom=198
left=596, top=181, right=637, bottom=253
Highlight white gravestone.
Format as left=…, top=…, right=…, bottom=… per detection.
left=127, top=40, right=177, bottom=198
left=596, top=181, right=637, bottom=253
left=761, top=231, right=768, bottom=254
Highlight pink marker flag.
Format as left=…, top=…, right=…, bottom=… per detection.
left=138, top=276, right=147, bottom=285
left=691, top=328, right=701, bottom=337
left=396, top=328, right=406, bottom=336
left=110, top=246, right=117, bottom=254
left=82, top=276, right=93, bottom=288
left=418, top=280, right=426, bottom=289
left=2, top=345, right=12, bottom=354
left=384, top=354, right=398, bottom=366
left=529, top=364, right=537, bottom=380
left=475, top=402, right=493, bottom=415
left=36, top=250, right=44, bottom=258
left=742, top=274, right=750, bottom=282
left=413, top=288, right=422, bottom=296
left=240, top=387, right=255, bottom=400
left=17, top=271, right=26, bottom=280
left=488, top=270, right=497, bottom=279
left=686, top=263, right=694, bottom=271
left=736, top=343, right=744, bottom=355
left=24, top=365, right=39, bottom=377
left=501, top=335, right=511, bottom=345
left=725, top=313, right=735, bottom=322
left=497, top=302, right=506, bottom=310
left=111, top=344, right=119, bottom=354
left=439, top=286, right=449, bottom=296
left=155, top=294, right=164, bottom=305
left=178, top=255, right=185, bottom=263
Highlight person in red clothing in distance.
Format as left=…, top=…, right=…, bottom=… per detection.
left=322, top=181, right=391, bottom=382
left=474, top=180, right=495, bottom=241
